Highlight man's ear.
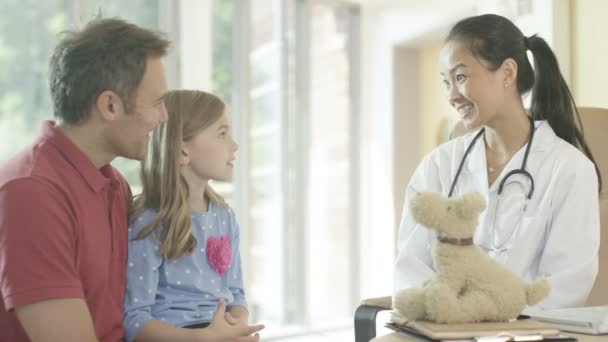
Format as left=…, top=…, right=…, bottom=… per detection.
left=96, top=90, right=125, bottom=121
left=179, top=142, right=190, bottom=166
left=500, top=58, right=518, bottom=88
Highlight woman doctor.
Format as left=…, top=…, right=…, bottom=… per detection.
left=394, top=13, right=602, bottom=309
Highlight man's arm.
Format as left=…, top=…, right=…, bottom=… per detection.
left=0, top=180, right=96, bottom=341
left=15, top=298, right=98, bottom=342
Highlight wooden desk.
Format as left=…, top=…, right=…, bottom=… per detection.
left=372, top=332, right=608, bottom=342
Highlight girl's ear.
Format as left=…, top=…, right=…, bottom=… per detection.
left=179, top=142, right=190, bottom=166
left=500, top=58, right=518, bottom=88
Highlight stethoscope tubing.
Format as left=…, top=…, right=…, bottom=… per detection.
left=448, top=116, right=536, bottom=198
left=447, top=116, right=536, bottom=252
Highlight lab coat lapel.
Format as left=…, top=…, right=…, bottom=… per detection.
left=463, top=130, right=490, bottom=196
left=474, top=121, right=552, bottom=195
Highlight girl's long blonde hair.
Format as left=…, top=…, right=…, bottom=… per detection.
left=130, top=89, right=229, bottom=260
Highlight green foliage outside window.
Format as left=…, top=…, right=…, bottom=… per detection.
left=0, top=0, right=66, bottom=162
left=212, top=0, right=235, bottom=107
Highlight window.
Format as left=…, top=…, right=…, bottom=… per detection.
left=0, top=0, right=163, bottom=190
left=2, top=1, right=361, bottom=337
left=306, top=2, right=359, bottom=324
left=0, top=0, right=68, bottom=162
left=86, top=0, right=160, bottom=30
left=246, top=0, right=287, bottom=324
left=210, top=0, right=237, bottom=204
left=223, top=0, right=361, bottom=335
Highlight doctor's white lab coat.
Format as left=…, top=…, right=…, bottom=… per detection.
left=394, top=121, right=600, bottom=310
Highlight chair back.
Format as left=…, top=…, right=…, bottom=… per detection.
left=579, top=107, right=608, bottom=306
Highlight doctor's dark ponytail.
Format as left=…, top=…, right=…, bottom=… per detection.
left=446, top=14, right=602, bottom=192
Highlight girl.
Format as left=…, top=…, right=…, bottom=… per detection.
left=123, top=90, right=263, bottom=341
left=394, top=14, right=601, bottom=310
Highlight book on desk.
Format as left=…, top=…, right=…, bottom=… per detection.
left=387, top=311, right=576, bottom=341
left=527, top=306, right=608, bottom=335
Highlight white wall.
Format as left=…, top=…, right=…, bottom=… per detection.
left=179, top=0, right=213, bottom=90
left=392, top=47, right=420, bottom=231
left=572, top=0, right=608, bottom=107
left=357, top=0, right=477, bottom=298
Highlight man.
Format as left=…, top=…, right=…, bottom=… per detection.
left=0, top=18, right=169, bottom=341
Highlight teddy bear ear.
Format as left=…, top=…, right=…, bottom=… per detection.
left=456, top=192, right=487, bottom=219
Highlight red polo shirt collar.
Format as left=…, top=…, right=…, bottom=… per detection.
left=40, top=120, right=116, bottom=193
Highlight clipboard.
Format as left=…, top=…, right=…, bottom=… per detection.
left=388, top=312, right=572, bottom=341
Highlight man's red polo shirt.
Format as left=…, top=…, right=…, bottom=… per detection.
left=0, top=121, right=130, bottom=341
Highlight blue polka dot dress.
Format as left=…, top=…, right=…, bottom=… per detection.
left=123, top=201, right=247, bottom=342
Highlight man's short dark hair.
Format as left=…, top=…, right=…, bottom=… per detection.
left=49, top=17, right=170, bottom=124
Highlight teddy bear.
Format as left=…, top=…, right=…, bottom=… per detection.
left=394, top=191, right=550, bottom=323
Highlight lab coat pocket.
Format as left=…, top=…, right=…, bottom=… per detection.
left=503, top=215, right=545, bottom=270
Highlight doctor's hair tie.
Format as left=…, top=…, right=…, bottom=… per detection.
left=523, top=34, right=538, bottom=50
left=523, top=36, right=530, bottom=50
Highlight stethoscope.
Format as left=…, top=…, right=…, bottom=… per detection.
left=448, top=116, right=536, bottom=252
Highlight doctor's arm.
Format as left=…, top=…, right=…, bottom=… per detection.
left=534, top=161, right=600, bottom=309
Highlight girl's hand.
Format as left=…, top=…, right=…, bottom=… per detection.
left=198, top=298, right=264, bottom=342
left=224, top=311, right=241, bottom=325
left=225, top=305, right=249, bottom=326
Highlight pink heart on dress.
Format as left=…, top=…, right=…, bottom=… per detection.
left=206, top=235, right=232, bottom=277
